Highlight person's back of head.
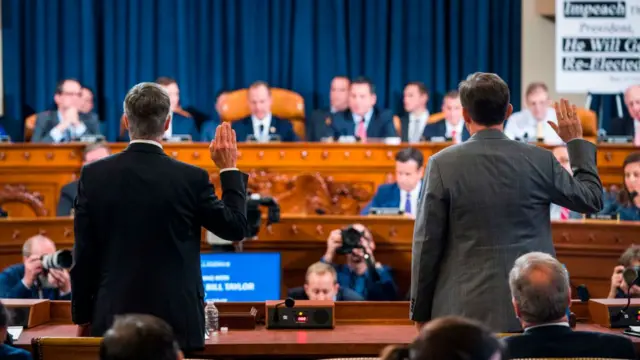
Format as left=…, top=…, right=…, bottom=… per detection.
left=380, top=316, right=505, bottom=360
left=122, top=82, right=171, bottom=141
left=458, top=72, right=512, bottom=131
left=100, top=314, right=183, bottom=360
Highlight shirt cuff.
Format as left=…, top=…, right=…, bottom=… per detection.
left=220, top=168, right=239, bottom=173
left=49, top=127, right=65, bottom=143
left=21, top=280, right=30, bottom=290
left=74, top=122, right=88, bottom=137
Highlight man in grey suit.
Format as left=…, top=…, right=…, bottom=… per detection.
left=31, top=79, right=101, bottom=143
left=410, top=72, right=603, bottom=333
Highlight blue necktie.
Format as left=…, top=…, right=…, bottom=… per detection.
left=404, top=194, right=412, bottom=214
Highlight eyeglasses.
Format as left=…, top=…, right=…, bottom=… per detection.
left=59, top=91, right=82, bottom=97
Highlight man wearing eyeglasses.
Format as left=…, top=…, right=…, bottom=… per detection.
left=31, top=79, right=102, bottom=143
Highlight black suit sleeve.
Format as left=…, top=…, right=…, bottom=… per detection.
left=83, top=114, right=102, bottom=136
left=56, top=186, right=74, bottom=216
left=71, top=167, right=101, bottom=324
left=548, top=139, right=603, bottom=213
left=197, top=169, right=248, bottom=241
left=31, top=115, right=52, bottom=143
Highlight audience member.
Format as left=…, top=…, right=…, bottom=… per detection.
left=380, top=316, right=505, bottom=360
left=422, top=90, right=469, bottom=142
left=601, top=152, right=640, bottom=220
left=609, top=84, right=640, bottom=145
left=288, top=261, right=363, bottom=301
left=155, top=77, right=200, bottom=141
left=399, top=82, right=430, bottom=143
left=506, top=252, right=635, bottom=359
left=361, top=148, right=424, bottom=216
left=608, top=245, right=640, bottom=299
left=307, top=76, right=351, bottom=141
left=0, top=301, right=32, bottom=359
left=57, top=142, right=111, bottom=216
left=232, top=81, right=298, bottom=142
left=0, top=235, right=70, bottom=300
left=321, top=223, right=397, bottom=300
left=329, top=77, right=396, bottom=141
left=199, top=90, right=227, bottom=142
left=79, top=87, right=96, bottom=115
left=100, top=314, right=183, bottom=360
left=31, top=79, right=102, bottom=143
left=550, top=146, right=581, bottom=220
left=504, top=82, right=563, bottom=145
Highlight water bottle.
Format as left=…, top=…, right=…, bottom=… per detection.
left=204, top=301, right=219, bottom=336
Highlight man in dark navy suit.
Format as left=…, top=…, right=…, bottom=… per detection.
left=231, top=81, right=298, bottom=142
left=199, top=90, right=227, bottom=142
left=328, top=77, right=396, bottom=141
left=156, top=77, right=200, bottom=141
left=287, top=262, right=364, bottom=301
left=609, top=84, right=640, bottom=146
left=361, top=148, right=424, bottom=215
left=399, top=82, right=430, bottom=143
left=505, top=252, right=635, bottom=359
left=307, top=76, right=351, bottom=142
left=422, top=90, right=470, bottom=143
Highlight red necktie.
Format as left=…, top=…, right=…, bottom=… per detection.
left=451, top=130, right=457, bottom=143
left=357, top=120, right=367, bottom=143
left=560, top=207, right=570, bottom=220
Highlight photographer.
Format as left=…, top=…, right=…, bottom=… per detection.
left=608, top=245, right=640, bottom=299
left=0, top=235, right=71, bottom=300
left=321, top=223, right=398, bottom=300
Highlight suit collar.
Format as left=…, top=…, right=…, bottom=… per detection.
left=125, top=141, right=166, bottom=155
left=468, top=128, right=508, bottom=141
left=524, top=322, right=572, bottom=335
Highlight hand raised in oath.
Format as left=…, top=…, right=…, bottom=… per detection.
left=209, top=122, right=238, bottom=170
left=549, top=99, right=583, bottom=143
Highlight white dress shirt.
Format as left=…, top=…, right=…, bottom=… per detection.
left=399, top=181, right=422, bottom=215
left=252, top=113, right=273, bottom=142
left=444, top=120, right=465, bottom=143
left=163, top=112, right=173, bottom=138
left=353, top=109, right=374, bottom=135
left=524, top=322, right=570, bottom=332
left=505, top=108, right=563, bottom=145
left=634, top=119, right=640, bottom=146
left=408, top=111, right=429, bottom=143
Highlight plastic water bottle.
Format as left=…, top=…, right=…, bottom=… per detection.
left=204, top=301, right=219, bottom=336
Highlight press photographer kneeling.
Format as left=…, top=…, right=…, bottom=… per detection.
left=0, top=235, right=72, bottom=300
left=608, top=245, right=640, bottom=299
left=321, top=223, right=398, bottom=301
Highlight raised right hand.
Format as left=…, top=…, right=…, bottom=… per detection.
left=209, top=122, right=238, bottom=170
left=22, top=255, right=42, bottom=287
left=549, top=99, right=583, bottom=143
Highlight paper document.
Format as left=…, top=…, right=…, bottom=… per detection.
left=7, top=326, right=23, bottom=340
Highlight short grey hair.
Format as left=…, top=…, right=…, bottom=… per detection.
left=123, top=82, right=171, bottom=140
left=458, top=72, right=510, bottom=127
left=508, top=252, right=569, bottom=324
left=22, top=235, right=54, bottom=257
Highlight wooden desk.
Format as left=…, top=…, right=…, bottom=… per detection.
left=0, top=142, right=634, bottom=217
left=0, top=216, right=637, bottom=298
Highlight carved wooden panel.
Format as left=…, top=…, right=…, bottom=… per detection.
left=0, top=185, right=48, bottom=217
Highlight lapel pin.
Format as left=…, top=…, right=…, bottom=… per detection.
left=270, top=126, right=276, bottom=133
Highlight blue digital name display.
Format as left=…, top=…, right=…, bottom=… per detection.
left=200, top=252, right=281, bottom=302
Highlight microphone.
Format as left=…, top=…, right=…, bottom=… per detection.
left=273, top=297, right=295, bottom=323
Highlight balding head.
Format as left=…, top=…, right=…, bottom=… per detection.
left=509, top=252, right=570, bottom=325
left=22, top=235, right=56, bottom=259
left=624, top=85, right=640, bottom=120
left=100, top=314, right=182, bottom=360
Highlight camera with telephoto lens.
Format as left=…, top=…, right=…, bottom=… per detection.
left=246, top=194, right=281, bottom=238
left=41, top=250, right=73, bottom=270
left=337, top=226, right=365, bottom=255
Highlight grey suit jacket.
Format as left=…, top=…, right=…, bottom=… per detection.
left=31, top=111, right=101, bottom=143
left=410, top=129, right=602, bottom=332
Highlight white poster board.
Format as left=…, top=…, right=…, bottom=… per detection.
left=556, top=0, right=640, bottom=94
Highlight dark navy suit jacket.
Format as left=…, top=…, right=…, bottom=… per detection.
left=199, top=118, right=221, bottom=143
left=361, top=182, right=423, bottom=215
left=328, top=108, right=397, bottom=139
left=0, top=345, right=32, bottom=360
left=57, top=180, right=78, bottom=216
left=422, top=120, right=470, bottom=141
left=287, top=286, right=364, bottom=301
left=120, top=113, right=199, bottom=141
left=232, top=116, right=298, bottom=142
left=608, top=116, right=635, bottom=137
left=0, top=264, right=71, bottom=300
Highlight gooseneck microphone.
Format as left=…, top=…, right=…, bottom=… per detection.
left=273, top=297, right=295, bottom=323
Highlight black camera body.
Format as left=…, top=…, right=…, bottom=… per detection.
left=337, top=226, right=364, bottom=255
left=246, top=194, right=281, bottom=238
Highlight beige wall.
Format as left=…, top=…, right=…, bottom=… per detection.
left=521, top=0, right=585, bottom=109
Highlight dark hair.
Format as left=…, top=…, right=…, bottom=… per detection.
left=444, top=90, right=460, bottom=100
left=618, top=152, right=640, bottom=207
left=82, top=142, right=110, bottom=161
left=100, top=314, right=179, bottom=360
left=155, top=77, right=177, bottom=86
left=406, top=82, right=428, bottom=96
left=459, top=72, right=510, bottom=127
left=55, top=79, right=81, bottom=94
left=0, top=301, right=8, bottom=328
left=351, top=77, right=376, bottom=95
left=525, top=82, right=549, bottom=98
left=381, top=317, right=505, bottom=360
left=248, top=81, right=271, bottom=96
left=619, top=245, right=640, bottom=267
left=395, top=148, right=424, bottom=169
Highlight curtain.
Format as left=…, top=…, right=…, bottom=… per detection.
left=3, top=0, right=522, bottom=141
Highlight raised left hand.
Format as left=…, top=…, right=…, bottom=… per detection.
left=48, top=268, right=71, bottom=293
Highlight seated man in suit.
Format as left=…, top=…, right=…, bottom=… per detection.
left=0, top=301, right=32, bottom=359
left=0, top=235, right=71, bottom=300
left=57, top=142, right=111, bottom=216
left=361, top=148, right=424, bottom=216
left=422, top=90, right=469, bottom=142
left=328, top=77, right=396, bottom=141
left=232, top=81, right=298, bottom=142
left=504, top=82, right=563, bottom=145
left=199, top=90, right=227, bottom=142
left=31, top=79, right=102, bottom=143
left=399, top=82, right=430, bottom=143
left=156, top=77, right=200, bottom=141
left=505, top=252, right=635, bottom=359
left=307, top=76, right=350, bottom=142
left=609, top=84, right=640, bottom=145
left=288, top=262, right=363, bottom=301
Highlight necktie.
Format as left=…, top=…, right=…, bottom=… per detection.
left=404, top=193, right=412, bottom=214
left=356, top=120, right=367, bottom=143
left=411, top=119, right=421, bottom=143
left=259, top=124, right=265, bottom=142
left=451, top=130, right=457, bottom=143
left=560, top=207, right=570, bottom=220
left=536, top=121, right=545, bottom=140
